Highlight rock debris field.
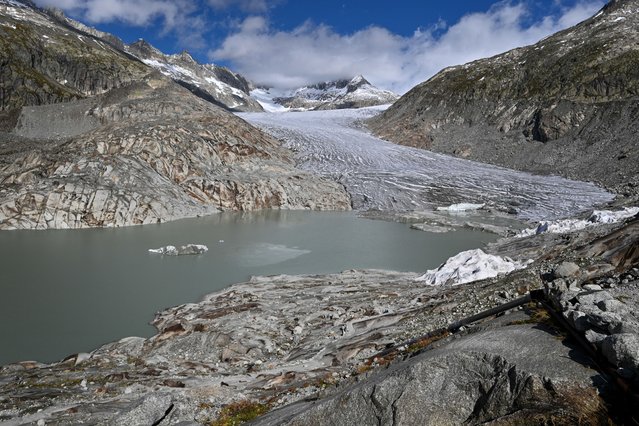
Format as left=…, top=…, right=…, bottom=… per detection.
left=241, top=107, right=614, bottom=220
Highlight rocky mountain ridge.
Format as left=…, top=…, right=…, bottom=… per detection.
left=126, top=39, right=263, bottom=112
left=50, top=4, right=261, bottom=113
left=0, top=0, right=149, bottom=112
left=370, top=0, right=639, bottom=195
left=0, top=0, right=262, bottom=114
left=253, top=75, right=398, bottom=111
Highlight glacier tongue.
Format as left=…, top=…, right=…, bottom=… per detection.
left=416, top=249, right=530, bottom=286
left=240, top=107, right=613, bottom=220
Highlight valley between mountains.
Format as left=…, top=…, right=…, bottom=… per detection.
left=1, top=0, right=639, bottom=424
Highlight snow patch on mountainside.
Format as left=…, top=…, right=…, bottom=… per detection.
left=126, top=41, right=262, bottom=112
left=417, top=249, right=530, bottom=286
left=1, top=0, right=56, bottom=29
left=0, top=0, right=28, bottom=8
left=250, top=88, right=289, bottom=112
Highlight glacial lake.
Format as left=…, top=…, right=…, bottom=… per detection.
left=0, top=211, right=495, bottom=365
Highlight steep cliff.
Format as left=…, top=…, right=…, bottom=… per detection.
left=370, top=0, right=639, bottom=194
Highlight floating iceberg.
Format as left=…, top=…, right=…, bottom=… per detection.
left=148, top=244, right=208, bottom=256
left=416, top=249, right=530, bottom=286
left=517, top=207, right=639, bottom=237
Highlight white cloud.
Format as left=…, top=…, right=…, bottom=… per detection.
left=211, top=1, right=605, bottom=93
left=33, top=0, right=205, bottom=47
left=34, top=0, right=186, bottom=26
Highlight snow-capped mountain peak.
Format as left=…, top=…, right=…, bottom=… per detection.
left=256, top=75, right=398, bottom=111
left=126, top=40, right=263, bottom=112
left=346, top=75, right=369, bottom=92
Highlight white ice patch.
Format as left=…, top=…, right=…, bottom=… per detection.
left=149, top=245, right=178, bottom=255
left=237, top=243, right=310, bottom=267
left=416, top=249, right=530, bottom=286
left=517, top=207, right=639, bottom=237
left=436, top=203, right=485, bottom=212
left=149, top=244, right=208, bottom=256
left=250, top=88, right=290, bottom=112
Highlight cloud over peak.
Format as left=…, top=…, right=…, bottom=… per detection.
left=211, top=1, right=605, bottom=93
left=32, top=0, right=606, bottom=94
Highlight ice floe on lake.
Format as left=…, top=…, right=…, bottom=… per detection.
left=148, top=244, right=209, bottom=256
left=416, top=249, right=530, bottom=286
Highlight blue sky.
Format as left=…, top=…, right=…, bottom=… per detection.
left=33, top=0, right=606, bottom=92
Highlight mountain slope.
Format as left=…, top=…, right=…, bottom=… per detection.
left=370, top=0, right=639, bottom=195
left=0, top=0, right=148, bottom=112
left=0, top=74, right=351, bottom=230
left=127, top=40, right=263, bottom=112
left=0, top=0, right=349, bottom=230
left=0, top=0, right=262, bottom=115
left=255, top=75, right=398, bottom=111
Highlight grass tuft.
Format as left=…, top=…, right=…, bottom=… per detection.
left=209, top=400, right=270, bottom=426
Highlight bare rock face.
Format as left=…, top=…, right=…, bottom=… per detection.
left=255, top=327, right=608, bottom=426
left=0, top=268, right=611, bottom=425
left=0, top=75, right=351, bottom=230
left=127, top=40, right=264, bottom=112
left=0, top=1, right=149, bottom=111
left=3, top=213, right=639, bottom=424
left=370, top=0, right=639, bottom=194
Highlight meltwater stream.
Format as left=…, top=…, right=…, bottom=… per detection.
left=0, top=211, right=494, bottom=365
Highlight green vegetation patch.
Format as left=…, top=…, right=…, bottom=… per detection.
left=209, top=400, right=271, bottom=426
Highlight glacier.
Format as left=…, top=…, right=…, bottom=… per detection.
left=240, top=107, right=614, bottom=221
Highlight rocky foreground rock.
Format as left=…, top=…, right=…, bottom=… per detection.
left=370, top=0, right=639, bottom=195
left=1, top=214, right=637, bottom=424
left=0, top=73, right=351, bottom=230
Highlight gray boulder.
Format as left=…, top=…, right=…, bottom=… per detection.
left=253, top=323, right=608, bottom=425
